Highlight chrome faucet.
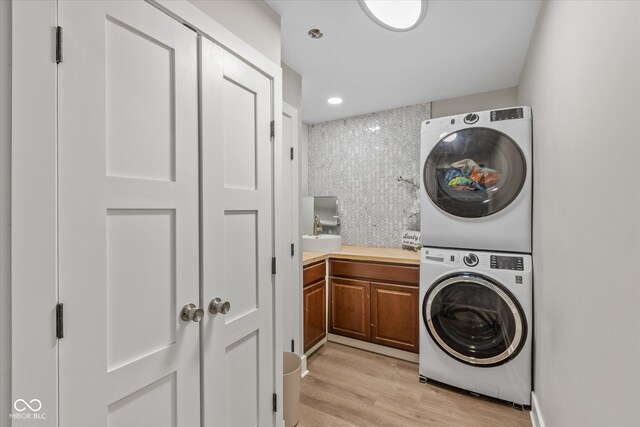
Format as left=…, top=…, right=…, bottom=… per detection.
left=313, top=215, right=323, bottom=236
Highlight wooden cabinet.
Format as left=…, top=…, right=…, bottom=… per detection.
left=303, top=261, right=326, bottom=352
left=370, top=282, right=419, bottom=353
left=304, top=280, right=326, bottom=352
left=329, top=277, right=370, bottom=341
left=329, top=259, right=419, bottom=353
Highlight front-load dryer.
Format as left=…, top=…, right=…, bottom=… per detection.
left=420, top=107, right=532, bottom=253
left=419, top=247, right=532, bottom=405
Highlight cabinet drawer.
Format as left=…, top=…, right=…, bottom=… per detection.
left=330, top=259, right=418, bottom=285
left=303, top=260, right=326, bottom=286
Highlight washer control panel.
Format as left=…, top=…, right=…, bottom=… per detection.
left=490, top=255, right=524, bottom=271
left=421, top=248, right=532, bottom=273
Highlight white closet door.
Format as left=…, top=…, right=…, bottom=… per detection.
left=200, top=38, right=274, bottom=427
left=58, top=2, right=200, bottom=426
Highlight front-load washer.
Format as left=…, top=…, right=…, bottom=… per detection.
left=419, top=247, right=532, bottom=405
left=420, top=107, right=532, bottom=253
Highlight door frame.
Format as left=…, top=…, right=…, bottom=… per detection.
left=11, top=1, right=58, bottom=424
left=0, top=0, right=10, bottom=421
left=10, top=1, right=284, bottom=425
left=281, top=102, right=302, bottom=356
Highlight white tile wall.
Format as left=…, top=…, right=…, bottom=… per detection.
left=308, top=103, right=431, bottom=248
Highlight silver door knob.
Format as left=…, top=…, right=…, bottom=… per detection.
left=180, top=303, right=204, bottom=322
left=208, top=297, right=231, bottom=315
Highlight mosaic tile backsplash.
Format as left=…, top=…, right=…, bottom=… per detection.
left=308, top=103, right=431, bottom=248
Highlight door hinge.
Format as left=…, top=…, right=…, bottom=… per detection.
left=55, top=26, right=63, bottom=64
left=56, top=303, right=64, bottom=339
left=272, top=393, right=277, bottom=412
left=290, top=243, right=295, bottom=257
left=290, top=147, right=294, bottom=160
left=270, top=120, right=275, bottom=139
left=271, top=257, right=276, bottom=275
left=291, top=339, right=295, bottom=352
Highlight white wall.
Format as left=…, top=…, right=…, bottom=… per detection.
left=518, top=2, right=640, bottom=426
left=282, top=63, right=304, bottom=197
left=431, top=87, right=518, bottom=118
left=283, top=63, right=301, bottom=110
left=0, top=0, right=10, bottom=424
left=189, top=0, right=281, bottom=64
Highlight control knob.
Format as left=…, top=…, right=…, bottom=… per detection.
left=463, top=253, right=479, bottom=267
left=464, top=113, right=479, bottom=124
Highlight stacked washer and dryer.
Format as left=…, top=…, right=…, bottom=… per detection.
left=418, top=107, right=533, bottom=406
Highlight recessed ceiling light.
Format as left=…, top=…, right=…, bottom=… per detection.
left=308, top=28, right=323, bottom=39
left=358, top=0, right=427, bottom=32
left=327, top=97, right=343, bottom=105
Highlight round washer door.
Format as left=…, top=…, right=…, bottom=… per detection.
left=423, top=127, right=526, bottom=218
left=423, top=273, right=527, bottom=367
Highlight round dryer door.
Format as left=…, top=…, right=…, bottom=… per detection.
left=423, top=127, right=526, bottom=218
left=423, top=273, right=527, bottom=367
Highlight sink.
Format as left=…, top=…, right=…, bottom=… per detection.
left=302, top=234, right=342, bottom=253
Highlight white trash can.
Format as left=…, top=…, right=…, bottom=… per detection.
left=283, top=352, right=301, bottom=427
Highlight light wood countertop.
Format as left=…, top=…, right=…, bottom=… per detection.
left=303, top=245, right=420, bottom=266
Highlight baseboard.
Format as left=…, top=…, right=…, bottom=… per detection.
left=301, top=337, right=327, bottom=378
left=304, top=337, right=326, bottom=358
left=300, top=354, right=309, bottom=378
left=327, top=334, right=420, bottom=363
left=530, top=392, right=546, bottom=427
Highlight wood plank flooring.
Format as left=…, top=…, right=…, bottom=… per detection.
left=299, top=342, right=531, bottom=427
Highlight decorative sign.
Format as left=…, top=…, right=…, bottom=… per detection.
left=401, top=230, right=421, bottom=249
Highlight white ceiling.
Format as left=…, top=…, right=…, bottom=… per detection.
left=267, top=0, right=541, bottom=124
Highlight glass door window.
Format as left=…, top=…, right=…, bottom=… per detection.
left=423, top=273, right=527, bottom=367
left=423, top=128, right=526, bottom=218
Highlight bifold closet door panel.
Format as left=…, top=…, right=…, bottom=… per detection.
left=199, top=37, right=274, bottom=427
left=58, top=2, right=200, bottom=426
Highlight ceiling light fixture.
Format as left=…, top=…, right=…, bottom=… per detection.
left=358, top=0, right=427, bottom=32
left=327, top=97, right=343, bottom=105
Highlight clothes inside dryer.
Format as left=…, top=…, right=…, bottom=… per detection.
left=443, top=159, right=502, bottom=191
left=423, top=127, right=526, bottom=218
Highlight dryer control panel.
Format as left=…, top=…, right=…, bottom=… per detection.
left=490, top=107, right=524, bottom=121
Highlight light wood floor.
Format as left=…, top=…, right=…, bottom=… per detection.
left=299, top=342, right=531, bottom=427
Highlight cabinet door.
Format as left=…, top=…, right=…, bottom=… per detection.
left=304, top=280, right=326, bottom=352
left=370, top=282, right=419, bottom=353
left=330, top=277, right=370, bottom=341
